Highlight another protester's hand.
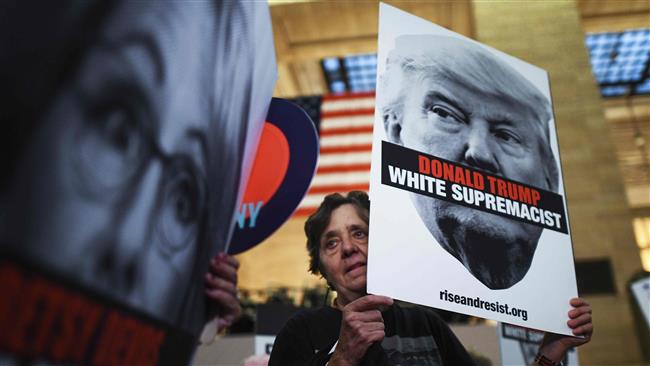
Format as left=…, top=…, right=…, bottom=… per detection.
left=329, top=295, right=393, bottom=366
left=205, top=252, right=242, bottom=331
left=536, top=297, right=593, bottom=364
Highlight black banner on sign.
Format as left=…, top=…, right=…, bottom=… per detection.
left=381, top=141, right=568, bottom=234
left=0, top=252, right=195, bottom=366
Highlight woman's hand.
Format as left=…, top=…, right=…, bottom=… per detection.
left=329, top=295, right=393, bottom=366
left=536, top=297, right=593, bottom=364
left=204, top=252, right=242, bottom=331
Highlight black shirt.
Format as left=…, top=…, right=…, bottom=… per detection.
left=268, top=302, right=476, bottom=366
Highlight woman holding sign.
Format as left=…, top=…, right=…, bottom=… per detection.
left=268, top=191, right=593, bottom=366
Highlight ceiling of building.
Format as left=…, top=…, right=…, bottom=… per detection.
left=268, top=0, right=649, bottom=210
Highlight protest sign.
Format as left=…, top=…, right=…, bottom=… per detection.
left=0, top=2, right=277, bottom=364
left=368, top=3, right=578, bottom=335
left=630, top=276, right=650, bottom=328
left=229, top=98, right=319, bottom=255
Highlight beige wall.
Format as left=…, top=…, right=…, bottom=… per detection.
left=236, top=217, right=326, bottom=298
left=473, top=1, right=644, bottom=364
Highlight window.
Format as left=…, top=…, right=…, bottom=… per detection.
left=575, top=259, right=617, bottom=294
left=321, top=53, right=377, bottom=93
left=634, top=217, right=650, bottom=271
left=585, top=29, right=650, bottom=97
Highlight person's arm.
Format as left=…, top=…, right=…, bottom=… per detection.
left=532, top=297, right=593, bottom=366
left=204, top=253, right=242, bottom=332
left=328, top=295, right=394, bottom=366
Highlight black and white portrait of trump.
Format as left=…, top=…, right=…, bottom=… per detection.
left=380, top=35, right=560, bottom=290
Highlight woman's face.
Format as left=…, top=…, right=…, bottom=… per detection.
left=4, top=2, right=225, bottom=321
left=318, top=204, right=369, bottom=306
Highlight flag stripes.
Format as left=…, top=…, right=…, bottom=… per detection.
left=295, top=92, right=375, bottom=217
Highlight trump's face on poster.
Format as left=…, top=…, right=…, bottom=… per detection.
left=381, top=35, right=559, bottom=289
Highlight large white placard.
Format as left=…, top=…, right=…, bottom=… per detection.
left=367, top=3, right=578, bottom=335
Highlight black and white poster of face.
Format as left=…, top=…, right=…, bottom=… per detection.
left=367, top=3, right=578, bottom=335
left=0, top=2, right=277, bottom=364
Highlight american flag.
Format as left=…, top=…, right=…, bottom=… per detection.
left=290, top=92, right=375, bottom=216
